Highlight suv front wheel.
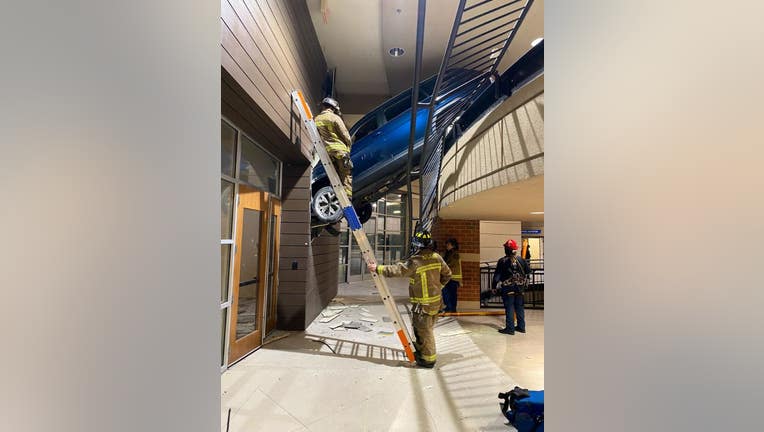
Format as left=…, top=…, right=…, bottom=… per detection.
left=312, top=185, right=343, bottom=224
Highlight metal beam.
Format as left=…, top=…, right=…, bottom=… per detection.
left=405, top=0, right=427, bottom=253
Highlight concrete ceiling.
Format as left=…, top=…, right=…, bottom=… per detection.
left=438, top=174, right=544, bottom=222
left=307, top=0, right=543, bottom=100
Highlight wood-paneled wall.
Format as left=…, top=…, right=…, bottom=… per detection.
left=221, top=0, right=326, bottom=161
left=277, top=164, right=338, bottom=330
left=222, top=0, right=337, bottom=330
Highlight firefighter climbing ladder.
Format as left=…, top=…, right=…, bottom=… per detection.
left=290, top=90, right=417, bottom=363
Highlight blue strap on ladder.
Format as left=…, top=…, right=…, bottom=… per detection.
left=343, top=206, right=362, bottom=230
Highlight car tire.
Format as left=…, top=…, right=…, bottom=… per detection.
left=312, top=185, right=343, bottom=224
left=356, top=202, right=373, bottom=225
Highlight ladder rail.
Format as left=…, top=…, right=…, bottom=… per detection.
left=290, top=90, right=416, bottom=363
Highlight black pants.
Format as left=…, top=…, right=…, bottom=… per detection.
left=442, top=280, right=458, bottom=312
left=501, top=290, right=525, bottom=331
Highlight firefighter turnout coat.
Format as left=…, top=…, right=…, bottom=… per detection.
left=377, top=250, right=452, bottom=315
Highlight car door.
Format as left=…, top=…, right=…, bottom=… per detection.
left=350, top=113, right=382, bottom=177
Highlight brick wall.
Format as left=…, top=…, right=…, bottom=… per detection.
left=432, top=218, right=480, bottom=305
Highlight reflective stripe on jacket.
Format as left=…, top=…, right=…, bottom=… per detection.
left=314, top=109, right=352, bottom=154
left=444, top=250, right=462, bottom=286
left=377, top=250, right=452, bottom=315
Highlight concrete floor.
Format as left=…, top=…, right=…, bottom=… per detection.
left=221, top=279, right=544, bottom=431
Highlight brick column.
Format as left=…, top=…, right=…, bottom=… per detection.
left=432, top=218, right=481, bottom=309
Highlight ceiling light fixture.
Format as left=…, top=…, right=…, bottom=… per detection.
left=389, top=47, right=405, bottom=57
left=531, top=37, right=543, bottom=47
left=530, top=211, right=544, bottom=215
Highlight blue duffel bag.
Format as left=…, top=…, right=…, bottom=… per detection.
left=498, top=386, right=544, bottom=432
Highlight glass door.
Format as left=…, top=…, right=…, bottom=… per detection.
left=265, top=197, right=281, bottom=334
left=228, top=185, right=267, bottom=363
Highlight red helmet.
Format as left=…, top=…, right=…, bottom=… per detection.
left=503, top=239, right=518, bottom=251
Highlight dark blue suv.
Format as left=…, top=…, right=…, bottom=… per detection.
left=311, top=42, right=544, bottom=226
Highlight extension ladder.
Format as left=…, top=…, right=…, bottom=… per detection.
left=291, top=90, right=416, bottom=363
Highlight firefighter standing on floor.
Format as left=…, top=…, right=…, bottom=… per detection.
left=367, top=230, right=451, bottom=368
left=314, top=97, right=353, bottom=198
left=442, top=238, right=462, bottom=312
left=493, top=239, right=531, bottom=335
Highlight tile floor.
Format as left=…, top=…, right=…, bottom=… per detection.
left=221, top=279, right=544, bottom=431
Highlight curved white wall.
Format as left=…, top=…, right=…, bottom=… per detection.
left=439, top=75, right=544, bottom=210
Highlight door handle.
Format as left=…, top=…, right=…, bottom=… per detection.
left=239, top=277, right=259, bottom=287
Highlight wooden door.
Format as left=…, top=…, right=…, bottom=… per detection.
left=228, top=186, right=268, bottom=363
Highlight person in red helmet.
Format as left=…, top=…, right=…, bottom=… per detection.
left=492, top=239, right=531, bottom=334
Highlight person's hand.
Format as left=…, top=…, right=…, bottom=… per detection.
left=367, top=263, right=377, bottom=273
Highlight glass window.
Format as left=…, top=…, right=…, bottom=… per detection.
left=221, top=309, right=228, bottom=366
left=266, top=214, right=278, bottom=324
left=350, top=246, right=362, bottom=276
left=363, top=217, right=376, bottom=234
left=340, top=230, right=349, bottom=246
left=222, top=121, right=237, bottom=177
left=221, top=244, right=231, bottom=303
left=389, top=246, right=404, bottom=262
left=386, top=217, right=401, bottom=232
left=376, top=215, right=385, bottom=232
left=240, top=135, right=280, bottom=196
left=221, top=180, right=234, bottom=239
left=376, top=200, right=386, bottom=214
left=353, top=116, right=379, bottom=142
left=236, top=208, right=262, bottom=340
left=386, top=232, right=403, bottom=247
left=418, top=77, right=436, bottom=100
left=385, top=195, right=403, bottom=216
left=384, top=93, right=412, bottom=121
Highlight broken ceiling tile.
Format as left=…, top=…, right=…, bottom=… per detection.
left=321, top=309, right=341, bottom=318
left=319, top=314, right=341, bottom=323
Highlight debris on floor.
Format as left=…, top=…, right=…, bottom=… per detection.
left=330, top=321, right=350, bottom=329
left=319, top=314, right=341, bottom=323
left=361, top=317, right=378, bottom=323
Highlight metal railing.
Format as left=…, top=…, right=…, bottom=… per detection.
left=480, top=259, right=543, bottom=309
left=412, top=0, right=536, bottom=231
